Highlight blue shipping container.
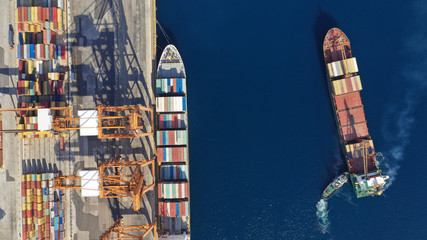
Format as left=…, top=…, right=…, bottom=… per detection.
left=17, top=46, right=22, bottom=59
left=30, top=44, right=35, bottom=59
left=19, top=33, right=23, bottom=45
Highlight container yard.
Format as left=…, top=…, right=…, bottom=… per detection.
left=0, top=0, right=158, bottom=239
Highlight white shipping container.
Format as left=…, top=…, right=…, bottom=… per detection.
left=156, top=97, right=187, bottom=112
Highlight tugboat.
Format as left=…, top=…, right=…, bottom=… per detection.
left=322, top=172, right=349, bottom=200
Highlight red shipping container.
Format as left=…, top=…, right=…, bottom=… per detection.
left=24, top=7, right=28, bottom=22
left=40, top=44, right=46, bottom=59
left=26, top=181, right=30, bottom=189
left=27, top=210, right=32, bottom=218
left=19, top=60, right=24, bottom=71
left=27, top=224, right=32, bottom=232
left=22, top=232, right=27, bottom=240
left=57, top=81, right=64, bottom=94
left=22, top=210, right=26, bottom=218
left=44, top=8, right=49, bottom=22
left=38, top=7, right=43, bottom=23
left=49, top=44, right=54, bottom=59
left=18, top=7, right=22, bottom=22
left=52, top=8, right=57, bottom=22
left=36, top=181, right=41, bottom=189
left=180, top=202, right=188, bottom=217
left=61, top=46, right=66, bottom=60
left=18, top=23, right=23, bottom=32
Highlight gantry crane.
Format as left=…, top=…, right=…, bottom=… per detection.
left=0, top=105, right=154, bottom=138
left=54, top=157, right=155, bottom=211
left=100, top=218, right=157, bottom=240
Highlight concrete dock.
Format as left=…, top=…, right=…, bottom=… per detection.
left=0, top=0, right=157, bottom=239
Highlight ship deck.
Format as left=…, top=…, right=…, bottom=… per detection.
left=323, top=28, right=352, bottom=64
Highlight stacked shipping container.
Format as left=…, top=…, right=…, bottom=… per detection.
left=156, top=77, right=190, bottom=218
left=15, top=0, right=68, bottom=138
left=20, top=173, right=65, bottom=240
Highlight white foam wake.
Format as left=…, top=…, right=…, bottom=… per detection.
left=316, top=199, right=329, bottom=234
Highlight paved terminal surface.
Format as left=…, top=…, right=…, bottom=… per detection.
left=0, top=0, right=156, bottom=239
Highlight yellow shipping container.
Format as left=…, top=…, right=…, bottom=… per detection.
left=29, top=24, right=35, bottom=32
left=26, top=188, right=32, bottom=196
left=37, top=188, right=42, bottom=196
left=23, top=22, right=29, bottom=32
left=33, top=7, right=38, bottom=23
left=36, top=24, right=42, bottom=32
left=58, top=9, right=63, bottom=24
left=37, top=174, right=41, bottom=181
left=38, top=217, right=45, bottom=225
left=22, top=203, right=27, bottom=211
left=27, top=217, right=32, bottom=225
left=28, top=60, right=34, bottom=74
left=21, top=175, right=26, bottom=182
left=37, top=203, right=42, bottom=211
left=26, top=174, right=31, bottom=182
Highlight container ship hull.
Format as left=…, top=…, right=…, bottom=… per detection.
left=323, top=28, right=388, bottom=198
left=156, top=45, right=190, bottom=240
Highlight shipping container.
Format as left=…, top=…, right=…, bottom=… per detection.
left=160, top=165, right=189, bottom=180
left=156, top=147, right=188, bottom=163
left=156, top=130, right=188, bottom=146
left=158, top=113, right=187, bottom=129
left=17, top=45, right=23, bottom=59
left=156, top=97, right=187, bottom=112
left=327, top=57, right=359, bottom=78
left=332, top=75, right=362, bottom=95
left=340, top=122, right=369, bottom=142
left=156, top=78, right=187, bottom=94
left=158, top=182, right=189, bottom=199
left=30, top=44, right=35, bottom=59
left=334, top=92, right=362, bottom=111
left=158, top=201, right=189, bottom=217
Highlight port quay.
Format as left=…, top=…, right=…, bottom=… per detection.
left=0, top=0, right=164, bottom=239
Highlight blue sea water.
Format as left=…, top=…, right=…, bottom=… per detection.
left=157, top=0, right=427, bottom=239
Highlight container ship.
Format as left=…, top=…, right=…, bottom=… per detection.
left=323, top=28, right=389, bottom=198
left=156, top=45, right=190, bottom=239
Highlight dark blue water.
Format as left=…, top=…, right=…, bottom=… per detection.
left=157, top=0, right=427, bottom=239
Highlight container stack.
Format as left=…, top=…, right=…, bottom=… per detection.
left=15, top=0, right=68, bottom=138
left=155, top=78, right=190, bottom=219
left=20, top=173, right=65, bottom=240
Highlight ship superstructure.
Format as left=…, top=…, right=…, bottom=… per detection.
left=323, top=28, right=389, bottom=198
